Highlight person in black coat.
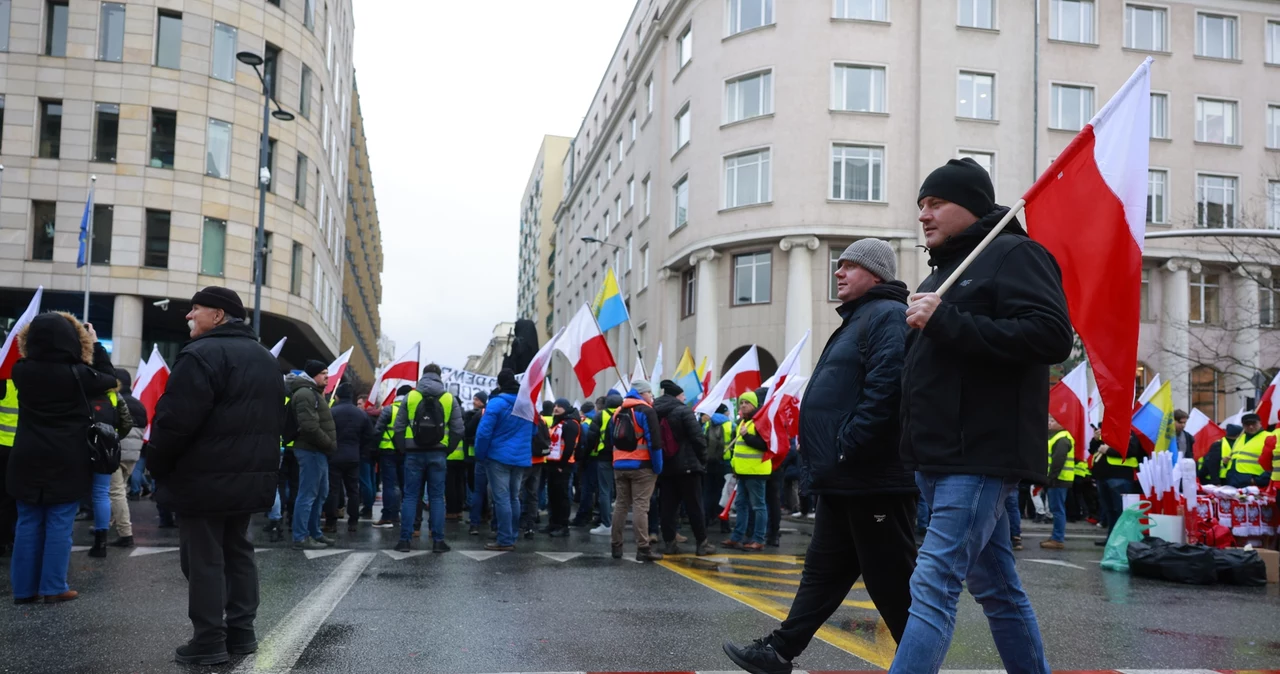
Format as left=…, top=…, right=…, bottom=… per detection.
left=7, top=311, right=119, bottom=604
left=652, top=380, right=712, bottom=556
left=325, top=383, right=375, bottom=533
left=146, top=287, right=286, bottom=666
left=724, top=239, right=917, bottom=674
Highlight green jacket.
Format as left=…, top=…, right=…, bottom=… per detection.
left=287, top=374, right=336, bottom=455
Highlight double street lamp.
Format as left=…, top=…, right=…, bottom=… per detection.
left=237, top=50, right=295, bottom=337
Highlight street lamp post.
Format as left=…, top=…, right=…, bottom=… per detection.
left=237, top=51, right=295, bottom=337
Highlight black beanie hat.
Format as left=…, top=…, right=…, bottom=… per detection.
left=917, top=158, right=996, bottom=219
left=191, top=286, right=247, bottom=320
left=303, top=359, right=327, bottom=377
left=541, top=400, right=555, bottom=416
left=473, top=390, right=489, bottom=405
left=335, top=382, right=353, bottom=401
left=396, top=384, right=413, bottom=396
left=659, top=379, right=683, bottom=397
left=497, top=368, right=518, bottom=391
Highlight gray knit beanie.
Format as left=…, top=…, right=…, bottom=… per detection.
left=838, top=239, right=897, bottom=282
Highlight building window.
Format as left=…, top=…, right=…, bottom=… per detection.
left=289, top=241, right=306, bottom=295
left=92, top=103, right=119, bottom=163
left=212, top=22, right=238, bottom=81
left=1189, top=273, right=1220, bottom=325
left=626, top=234, right=633, bottom=271
left=957, top=71, right=994, bottom=120
left=835, top=0, right=887, bottom=21
left=1124, top=4, right=1166, bottom=52
left=724, top=149, right=771, bottom=209
left=1195, top=98, right=1237, bottom=145
left=205, top=119, right=232, bottom=179
left=299, top=65, right=313, bottom=119
left=304, top=0, right=314, bottom=31
left=681, top=267, right=697, bottom=317
left=263, top=43, right=281, bottom=97
left=38, top=99, right=61, bottom=159
left=1197, top=174, right=1236, bottom=228
left=201, top=217, right=226, bottom=276
left=1267, top=105, right=1280, bottom=150
left=1196, top=13, right=1237, bottom=60
left=31, top=201, right=56, bottom=261
left=0, top=97, right=4, bottom=154
left=645, top=77, right=654, bottom=115
left=1050, top=0, right=1094, bottom=43
left=99, top=2, right=125, bottom=61
left=1140, top=268, right=1151, bottom=320
left=155, top=11, right=182, bottom=68
left=1190, top=365, right=1224, bottom=419
left=45, top=0, right=67, bottom=56
left=90, top=204, right=112, bottom=265
left=734, top=252, right=772, bottom=305
left=630, top=113, right=637, bottom=143
left=1150, top=93, right=1168, bottom=139
left=677, top=25, right=692, bottom=69
left=674, top=176, right=689, bottom=230
left=1147, top=169, right=1167, bottom=224
left=263, top=138, right=277, bottom=192
left=1268, top=20, right=1280, bottom=65
left=725, top=70, right=773, bottom=124
left=617, top=134, right=624, bottom=159
left=641, top=245, right=650, bottom=288
left=832, top=64, right=886, bottom=113
left=1261, top=279, right=1278, bottom=328
left=831, top=144, right=884, bottom=202
left=1050, top=84, right=1093, bottom=131
left=643, top=176, right=651, bottom=218
left=828, top=246, right=844, bottom=301
left=595, top=173, right=602, bottom=199
left=628, top=177, right=635, bottom=209
left=958, top=151, right=994, bottom=181
left=675, top=105, right=691, bottom=151
left=147, top=108, right=176, bottom=169
left=1268, top=180, right=1280, bottom=231
left=727, top=0, right=773, bottom=36
left=606, top=155, right=613, bottom=179
left=0, top=0, right=10, bottom=52
left=958, top=0, right=993, bottom=29
left=144, top=210, right=171, bottom=269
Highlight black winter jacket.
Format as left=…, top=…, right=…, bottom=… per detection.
left=7, top=312, right=120, bottom=505
left=802, top=282, right=916, bottom=495
left=900, top=208, right=1074, bottom=483
left=148, top=321, right=287, bottom=516
left=548, top=409, right=581, bottom=464
left=330, top=400, right=375, bottom=465
left=653, top=394, right=708, bottom=474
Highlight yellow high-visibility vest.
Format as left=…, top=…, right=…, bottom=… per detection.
left=379, top=403, right=398, bottom=451
left=0, top=380, right=18, bottom=448
left=729, top=420, right=771, bottom=477
left=1225, top=431, right=1275, bottom=477
left=404, top=390, right=455, bottom=449
left=1048, top=430, right=1075, bottom=482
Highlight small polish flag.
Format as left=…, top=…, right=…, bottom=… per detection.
left=1049, top=361, right=1090, bottom=461
left=1254, top=370, right=1280, bottom=426
left=134, top=345, right=170, bottom=441
left=0, top=287, right=43, bottom=379
left=372, top=342, right=420, bottom=407
left=695, top=346, right=761, bottom=417
left=554, top=304, right=618, bottom=398
left=1185, top=408, right=1227, bottom=461
left=269, top=337, right=287, bottom=358
left=514, top=328, right=565, bottom=423
left=753, top=374, right=807, bottom=464
left=323, top=347, right=354, bottom=395
left=761, top=331, right=810, bottom=406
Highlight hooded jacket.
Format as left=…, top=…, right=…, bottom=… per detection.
left=900, top=207, right=1074, bottom=483
left=393, top=373, right=465, bottom=451
left=330, top=395, right=375, bottom=465
left=653, top=393, right=707, bottom=474
left=288, top=373, right=337, bottom=455
left=474, top=392, right=534, bottom=467
left=7, top=312, right=120, bottom=505
left=801, top=281, right=916, bottom=495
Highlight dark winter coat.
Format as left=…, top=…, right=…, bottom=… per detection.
left=653, top=394, right=708, bottom=474
left=548, top=408, right=581, bottom=464
left=147, top=320, right=287, bottom=516
left=582, top=393, right=623, bottom=461
left=288, top=374, right=336, bottom=455
left=6, top=312, right=120, bottom=505
left=900, top=207, right=1074, bottom=483
left=330, top=399, right=375, bottom=465
left=801, top=282, right=916, bottom=495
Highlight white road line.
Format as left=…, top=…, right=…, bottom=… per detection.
left=129, top=546, right=180, bottom=557
left=232, top=551, right=375, bottom=674
left=1024, top=558, right=1088, bottom=570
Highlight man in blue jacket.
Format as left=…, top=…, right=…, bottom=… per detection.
left=474, top=369, right=532, bottom=551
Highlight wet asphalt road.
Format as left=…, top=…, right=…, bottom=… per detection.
left=1, top=501, right=1279, bottom=673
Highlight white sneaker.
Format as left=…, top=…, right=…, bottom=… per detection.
left=590, top=525, right=612, bottom=536
left=790, top=512, right=804, bottom=518
left=806, top=513, right=816, bottom=519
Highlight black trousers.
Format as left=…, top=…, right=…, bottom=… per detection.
left=0, top=447, right=15, bottom=548
left=445, top=461, right=468, bottom=514
left=278, top=450, right=299, bottom=522
left=660, top=472, right=707, bottom=544
left=547, top=462, right=573, bottom=528
left=770, top=493, right=917, bottom=657
left=178, top=514, right=259, bottom=645
left=325, top=462, right=360, bottom=526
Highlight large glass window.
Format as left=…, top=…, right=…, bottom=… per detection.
left=832, top=64, right=885, bottom=113
left=0, top=0, right=11, bottom=52
left=733, top=252, right=772, bottom=305
left=304, top=0, right=314, bottom=31
left=254, top=232, right=272, bottom=287
left=643, top=176, right=651, bottom=218
left=835, top=0, right=887, bottom=21
left=1197, top=174, right=1236, bottom=228
left=300, top=65, right=313, bottom=119
left=724, top=149, right=771, bottom=209
left=93, top=103, right=119, bottom=163
left=725, top=71, right=772, bottom=124
left=90, top=204, right=112, bottom=265
left=1050, top=84, right=1093, bottom=131
left=1267, top=181, right=1280, bottom=231
left=45, top=1, right=68, bottom=57
left=205, top=118, right=232, bottom=179
left=201, top=217, right=226, bottom=276
left=1050, top=0, right=1094, bottom=43
left=831, top=145, right=884, bottom=202
left=99, top=2, right=125, bottom=61
left=1147, top=169, right=1167, bottom=224
left=727, top=0, right=773, bottom=36
left=144, top=210, right=170, bottom=268
left=31, top=201, right=56, bottom=261
left=958, top=0, right=993, bottom=29
left=1189, top=274, right=1220, bottom=325
left=674, top=176, right=689, bottom=230
left=155, top=11, right=183, bottom=68
left=212, top=22, right=238, bottom=81
left=1140, top=269, right=1151, bottom=320
left=957, top=71, right=994, bottom=120
left=677, top=25, right=692, bottom=68
left=1268, top=20, right=1280, bottom=65
left=1124, top=4, right=1166, bottom=51
left=1150, top=93, right=1168, bottom=139
left=150, top=108, right=176, bottom=168
left=958, top=151, right=994, bottom=181
left=828, top=246, right=845, bottom=301
left=264, top=42, right=281, bottom=97
left=290, top=241, right=304, bottom=294
left=38, top=99, right=62, bottom=159
left=675, top=105, right=691, bottom=151
left=681, top=267, right=697, bottom=317
left=1196, top=13, right=1237, bottom=59
left=1260, top=278, right=1278, bottom=328
left=1195, top=98, right=1237, bottom=145
left=263, top=138, right=276, bottom=191
left=1267, top=105, right=1279, bottom=150
left=1190, top=365, right=1224, bottom=419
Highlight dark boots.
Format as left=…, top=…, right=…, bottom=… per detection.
left=89, top=530, right=107, bottom=558
left=109, top=535, right=134, bottom=548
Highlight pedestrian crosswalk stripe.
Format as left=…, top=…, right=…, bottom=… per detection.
left=382, top=550, right=428, bottom=561
left=457, top=550, right=507, bottom=561
left=302, top=548, right=352, bottom=560
left=129, top=546, right=179, bottom=557
left=71, top=546, right=91, bottom=552
left=1025, top=558, right=1088, bottom=570
left=536, top=551, right=583, bottom=563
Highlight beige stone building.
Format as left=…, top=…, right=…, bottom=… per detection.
left=517, top=135, right=570, bottom=344
left=547, top=0, right=1280, bottom=420
left=0, top=0, right=357, bottom=371
left=341, top=79, right=382, bottom=383
left=467, top=321, right=516, bottom=377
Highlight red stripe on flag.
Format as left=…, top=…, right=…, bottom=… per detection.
left=571, top=334, right=616, bottom=398
left=726, top=370, right=761, bottom=400
left=380, top=361, right=418, bottom=382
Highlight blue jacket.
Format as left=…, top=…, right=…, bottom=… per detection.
left=474, top=393, right=533, bottom=468
left=605, top=390, right=663, bottom=474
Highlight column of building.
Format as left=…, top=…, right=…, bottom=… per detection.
left=690, top=249, right=720, bottom=376
left=1162, top=258, right=1198, bottom=409
left=1230, top=264, right=1269, bottom=411
left=780, top=236, right=819, bottom=373
left=111, top=295, right=144, bottom=373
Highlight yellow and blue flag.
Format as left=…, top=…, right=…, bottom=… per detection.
left=1131, top=380, right=1176, bottom=456
left=673, top=347, right=702, bottom=402
left=591, top=267, right=629, bottom=332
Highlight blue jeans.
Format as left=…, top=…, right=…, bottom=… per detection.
left=487, top=461, right=524, bottom=547
left=91, top=472, right=111, bottom=531
left=1005, top=490, right=1022, bottom=538
left=10, top=501, right=78, bottom=599
left=292, top=449, right=329, bottom=542
left=128, top=456, right=149, bottom=495
left=573, top=459, right=599, bottom=523
left=731, top=476, right=767, bottom=545
left=596, top=460, right=615, bottom=527
left=401, top=452, right=447, bottom=542
left=378, top=453, right=402, bottom=522
left=917, top=498, right=931, bottom=533
left=1047, top=486, right=1068, bottom=542
left=359, top=459, right=376, bottom=509
left=470, top=460, right=490, bottom=527
left=890, top=473, right=1048, bottom=674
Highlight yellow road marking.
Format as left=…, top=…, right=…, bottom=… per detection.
left=735, top=586, right=878, bottom=610
left=708, top=563, right=804, bottom=575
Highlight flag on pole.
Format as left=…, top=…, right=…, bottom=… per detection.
left=650, top=343, right=664, bottom=383
left=134, top=345, right=171, bottom=440
left=323, top=347, right=354, bottom=395
left=591, top=268, right=629, bottom=333
left=1131, top=380, right=1176, bottom=457
left=514, top=328, right=565, bottom=423
left=1185, top=409, right=1226, bottom=461
left=1049, top=361, right=1090, bottom=461
left=753, top=374, right=807, bottom=463
left=554, top=304, right=618, bottom=398
left=0, top=287, right=43, bottom=379
left=1221, top=408, right=1245, bottom=429
left=700, top=360, right=712, bottom=404
left=269, top=337, right=287, bottom=358
left=1023, top=57, right=1152, bottom=453
left=1255, top=370, right=1280, bottom=426
left=1087, top=379, right=1102, bottom=430
left=630, top=354, right=647, bottom=388
left=372, top=342, right=420, bottom=407
left=673, top=347, right=702, bottom=402
left=695, top=346, right=761, bottom=416
left=77, top=185, right=94, bottom=268
left=1136, top=373, right=1162, bottom=409
left=764, top=331, right=810, bottom=399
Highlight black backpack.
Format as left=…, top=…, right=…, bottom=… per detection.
left=532, top=416, right=552, bottom=457
left=612, top=406, right=643, bottom=451
left=282, top=394, right=303, bottom=446
left=410, top=392, right=447, bottom=447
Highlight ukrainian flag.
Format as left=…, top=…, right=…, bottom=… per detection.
left=673, top=347, right=703, bottom=401
left=592, top=267, right=629, bottom=332
left=1131, top=380, right=1176, bottom=456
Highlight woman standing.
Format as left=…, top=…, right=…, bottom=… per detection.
left=7, top=312, right=119, bottom=603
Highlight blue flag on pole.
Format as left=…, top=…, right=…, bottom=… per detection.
left=76, top=185, right=94, bottom=268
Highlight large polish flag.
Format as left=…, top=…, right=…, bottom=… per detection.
left=753, top=374, right=807, bottom=463
left=0, top=287, right=43, bottom=379
left=323, top=347, right=354, bottom=395
left=1049, top=361, right=1090, bottom=461
left=695, top=346, right=761, bottom=416
left=1024, top=57, right=1152, bottom=452
left=372, top=342, right=420, bottom=407
left=514, top=328, right=565, bottom=423
left=554, top=304, right=617, bottom=398
left=1254, top=370, right=1280, bottom=426
left=1185, top=408, right=1227, bottom=461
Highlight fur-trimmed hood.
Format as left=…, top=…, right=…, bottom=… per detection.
left=17, top=311, right=94, bottom=364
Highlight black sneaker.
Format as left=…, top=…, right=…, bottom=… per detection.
left=175, top=642, right=229, bottom=666
left=432, top=540, right=451, bottom=553
left=723, top=639, right=793, bottom=674
left=227, top=628, right=257, bottom=655
left=394, top=540, right=411, bottom=553
left=523, top=529, right=535, bottom=540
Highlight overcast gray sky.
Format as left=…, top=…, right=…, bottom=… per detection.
left=352, top=1, right=636, bottom=368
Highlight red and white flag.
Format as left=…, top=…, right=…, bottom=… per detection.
left=0, top=287, right=43, bottom=379
left=1087, top=379, right=1102, bottom=430
left=554, top=304, right=617, bottom=398
left=1024, top=57, right=1152, bottom=452
left=1255, top=370, right=1280, bottom=426
left=514, top=328, right=565, bottom=423
left=1049, top=361, right=1090, bottom=461
left=760, top=331, right=810, bottom=406
left=269, top=337, right=287, bottom=358
left=1221, top=408, right=1245, bottom=429
left=372, top=342, right=420, bottom=407
left=323, top=347, right=354, bottom=395
left=135, top=345, right=170, bottom=441
left=753, top=374, right=807, bottom=464
left=1185, top=408, right=1227, bottom=461
left=695, top=346, right=761, bottom=416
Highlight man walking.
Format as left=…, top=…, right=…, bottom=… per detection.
left=288, top=361, right=337, bottom=550
left=1041, top=417, right=1075, bottom=550
left=891, top=158, right=1073, bottom=673
left=392, top=364, right=464, bottom=553
left=326, top=383, right=374, bottom=534
left=148, top=287, right=286, bottom=665
left=724, top=239, right=917, bottom=674
left=653, top=380, right=713, bottom=556
left=608, top=381, right=665, bottom=561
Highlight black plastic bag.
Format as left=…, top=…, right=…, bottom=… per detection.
left=1127, top=538, right=1216, bottom=585
left=1211, top=548, right=1268, bottom=587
